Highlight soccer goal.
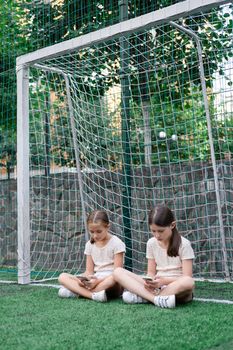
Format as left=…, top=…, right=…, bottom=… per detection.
left=16, top=0, right=233, bottom=284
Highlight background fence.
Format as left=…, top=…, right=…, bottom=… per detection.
left=1, top=0, right=233, bottom=282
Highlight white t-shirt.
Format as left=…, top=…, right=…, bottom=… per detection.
left=84, top=235, right=126, bottom=272
left=146, top=236, right=195, bottom=277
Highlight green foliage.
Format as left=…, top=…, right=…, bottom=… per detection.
left=1, top=1, right=233, bottom=171
left=24, top=0, right=120, bottom=49
left=154, top=89, right=213, bottom=162
left=0, top=127, right=17, bottom=178
left=129, top=88, right=213, bottom=165
left=212, top=112, right=233, bottom=158
left=0, top=1, right=30, bottom=176
left=0, top=0, right=30, bottom=70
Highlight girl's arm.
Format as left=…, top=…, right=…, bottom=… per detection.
left=144, top=258, right=157, bottom=292
left=83, top=255, right=95, bottom=276
left=79, top=255, right=99, bottom=290
left=147, top=258, right=156, bottom=277
left=75, top=255, right=95, bottom=287
left=181, top=258, right=193, bottom=277
left=114, top=252, right=124, bottom=269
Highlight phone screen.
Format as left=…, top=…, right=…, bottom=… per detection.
left=76, top=275, right=89, bottom=281
left=142, top=276, right=153, bottom=281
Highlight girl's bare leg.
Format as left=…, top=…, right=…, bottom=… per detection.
left=92, top=275, right=120, bottom=293
left=59, top=273, right=122, bottom=300
left=58, top=273, right=92, bottom=299
left=92, top=275, right=123, bottom=299
left=159, top=276, right=194, bottom=303
left=114, top=268, right=194, bottom=304
left=113, top=268, right=155, bottom=303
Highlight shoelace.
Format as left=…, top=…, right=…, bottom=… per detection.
left=157, top=296, right=169, bottom=308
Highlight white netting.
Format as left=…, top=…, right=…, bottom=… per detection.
left=19, top=3, right=233, bottom=281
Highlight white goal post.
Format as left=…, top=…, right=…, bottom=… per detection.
left=17, top=0, right=233, bottom=284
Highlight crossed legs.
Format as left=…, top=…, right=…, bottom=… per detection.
left=58, top=272, right=121, bottom=300
left=113, top=268, right=194, bottom=304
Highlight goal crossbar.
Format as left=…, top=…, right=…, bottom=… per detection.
left=16, top=0, right=232, bottom=67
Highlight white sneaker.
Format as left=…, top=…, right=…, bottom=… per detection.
left=92, top=290, right=107, bottom=302
left=58, top=287, right=77, bottom=298
left=154, top=294, right=176, bottom=308
left=122, top=291, right=148, bottom=304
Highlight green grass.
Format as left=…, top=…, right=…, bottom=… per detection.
left=1, top=284, right=233, bottom=350
left=194, top=281, right=233, bottom=301
left=0, top=268, right=17, bottom=282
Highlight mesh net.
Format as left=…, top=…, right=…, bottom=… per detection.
left=0, top=0, right=193, bottom=282
left=18, top=3, right=233, bottom=281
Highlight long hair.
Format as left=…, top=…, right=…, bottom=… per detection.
left=87, top=210, right=110, bottom=244
left=148, top=206, right=181, bottom=257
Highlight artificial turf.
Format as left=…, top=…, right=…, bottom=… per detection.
left=1, top=283, right=233, bottom=350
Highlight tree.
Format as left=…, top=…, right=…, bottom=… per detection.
left=1, top=0, right=232, bottom=173
left=0, top=1, right=31, bottom=177
left=128, top=5, right=233, bottom=163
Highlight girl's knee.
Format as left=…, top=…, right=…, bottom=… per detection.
left=183, top=276, right=195, bottom=291
left=113, top=267, right=124, bottom=281
left=105, top=275, right=115, bottom=284
left=58, top=272, right=69, bottom=284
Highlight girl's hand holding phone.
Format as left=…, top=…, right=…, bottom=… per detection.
left=142, top=275, right=153, bottom=282
left=83, top=275, right=98, bottom=290
left=142, top=275, right=155, bottom=292
left=146, top=276, right=164, bottom=288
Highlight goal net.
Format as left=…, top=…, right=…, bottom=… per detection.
left=16, top=0, right=233, bottom=283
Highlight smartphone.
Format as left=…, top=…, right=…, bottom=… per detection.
left=76, top=275, right=90, bottom=282
left=142, top=275, right=153, bottom=281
